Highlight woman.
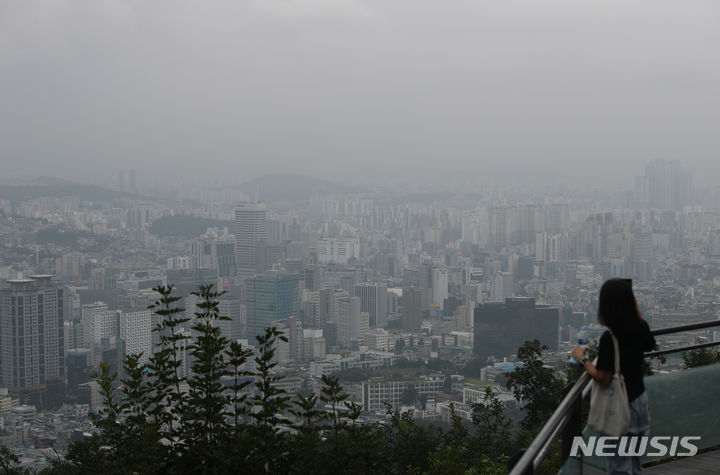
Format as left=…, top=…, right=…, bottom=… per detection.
left=571, top=278, right=656, bottom=475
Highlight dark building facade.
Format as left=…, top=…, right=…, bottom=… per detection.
left=0, top=275, right=66, bottom=407
left=474, top=297, right=558, bottom=361
left=402, top=286, right=422, bottom=332
left=246, top=273, right=300, bottom=338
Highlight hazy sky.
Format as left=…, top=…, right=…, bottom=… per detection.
left=1, top=1, right=720, bottom=188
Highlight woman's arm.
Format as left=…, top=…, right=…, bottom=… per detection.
left=571, top=345, right=613, bottom=386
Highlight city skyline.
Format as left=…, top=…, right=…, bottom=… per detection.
left=2, top=2, right=720, bottom=472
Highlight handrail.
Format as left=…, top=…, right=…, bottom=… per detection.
left=646, top=341, right=720, bottom=358
left=649, top=320, right=720, bottom=336
left=510, top=372, right=592, bottom=474
left=508, top=319, right=720, bottom=475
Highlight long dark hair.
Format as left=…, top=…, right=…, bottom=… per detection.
left=597, top=278, right=642, bottom=335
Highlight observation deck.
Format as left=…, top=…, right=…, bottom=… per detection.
left=510, top=320, right=720, bottom=474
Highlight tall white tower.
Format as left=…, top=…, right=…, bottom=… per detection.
left=234, top=202, right=267, bottom=279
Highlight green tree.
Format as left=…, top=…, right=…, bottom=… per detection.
left=683, top=347, right=720, bottom=368
left=288, top=393, right=325, bottom=474
left=469, top=387, right=512, bottom=463
left=183, top=284, right=234, bottom=471
left=0, top=446, right=22, bottom=475
left=320, top=374, right=349, bottom=435
left=401, top=384, right=420, bottom=406
left=384, top=407, right=443, bottom=474
left=45, top=283, right=548, bottom=475
left=444, top=403, right=469, bottom=448
left=116, top=353, right=165, bottom=473
left=506, top=340, right=566, bottom=433
left=55, top=362, right=128, bottom=474
left=462, top=357, right=487, bottom=379
left=245, top=327, right=292, bottom=474
left=146, top=285, right=190, bottom=442
left=426, top=445, right=469, bottom=475
left=225, top=340, right=253, bottom=428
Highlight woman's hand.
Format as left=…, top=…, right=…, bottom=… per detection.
left=570, top=346, right=613, bottom=385
left=570, top=345, right=587, bottom=361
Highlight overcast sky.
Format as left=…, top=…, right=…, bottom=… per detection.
left=1, top=1, right=719, bottom=189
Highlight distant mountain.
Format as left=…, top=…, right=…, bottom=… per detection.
left=34, top=176, right=77, bottom=186
left=234, top=174, right=354, bottom=202
left=0, top=177, right=142, bottom=204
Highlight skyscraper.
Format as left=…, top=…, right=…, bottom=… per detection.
left=234, top=202, right=267, bottom=279
left=474, top=297, right=559, bottom=360
left=643, top=160, right=692, bottom=210
left=402, top=287, right=422, bottom=332
left=337, top=295, right=363, bottom=347
left=213, top=238, right=237, bottom=291
left=490, top=272, right=513, bottom=302
left=246, top=273, right=300, bottom=338
left=81, top=302, right=152, bottom=366
left=0, top=275, right=65, bottom=406
left=354, top=283, right=388, bottom=328
left=431, top=268, right=448, bottom=309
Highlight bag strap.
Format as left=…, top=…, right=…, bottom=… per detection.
left=609, top=330, right=621, bottom=375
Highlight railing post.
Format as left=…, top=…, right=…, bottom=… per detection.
left=561, top=384, right=582, bottom=472
left=561, top=386, right=582, bottom=473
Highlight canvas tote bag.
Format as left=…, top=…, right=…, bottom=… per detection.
left=587, top=331, right=630, bottom=436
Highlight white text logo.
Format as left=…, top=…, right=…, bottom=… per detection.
left=570, top=436, right=701, bottom=457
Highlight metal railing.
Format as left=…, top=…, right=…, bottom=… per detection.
left=508, top=319, right=720, bottom=475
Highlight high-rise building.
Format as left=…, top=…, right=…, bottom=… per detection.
left=490, top=272, right=513, bottom=302
left=303, top=328, right=326, bottom=361
left=542, top=203, right=568, bottom=235
left=354, top=283, right=388, bottom=328
left=119, top=309, right=152, bottom=365
left=234, top=202, right=268, bottom=279
left=273, top=316, right=303, bottom=363
left=548, top=235, right=563, bottom=262
left=431, top=268, right=448, bottom=310
left=515, top=205, right=538, bottom=245
left=535, top=231, right=547, bottom=262
left=474, top=297, right=559, bottom=361
left=190, top=237, right=214, bottom=269
left=337, top=295, right=365, bottom=347
left=81, top=302, right=152, bottom=365
left=316, top=238, right=360, bottom=265
left=218, top=297, right=246, bottom=341
left=488, top=206, right=511, bottom=248
left=246, top=273, right=300, bottom=338
left=0, top=275, right=65, bottom=406
left=404, top=263, right=433, bottom=313
left=214, top=238, right=237, bottom=279
left=402, top=287, right=422, bottom=332
left=643, top=160, right=692, bottom=210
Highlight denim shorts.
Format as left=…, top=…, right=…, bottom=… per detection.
left=605, top=391, right=650, bottom=474
left=628, top=391, right=650, bottom=435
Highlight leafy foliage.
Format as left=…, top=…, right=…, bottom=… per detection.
left=0, top=446, right=23, bottom=475
left=683, top=347, right=720, bottom=368
left=43, top=285, right=575, bottom=475
left=506, top=340, right=567, bottom=433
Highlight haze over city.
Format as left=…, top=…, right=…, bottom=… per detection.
left=2, top=2, right=720, bottom=474
left=2, top=0, right=720, bottom=189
